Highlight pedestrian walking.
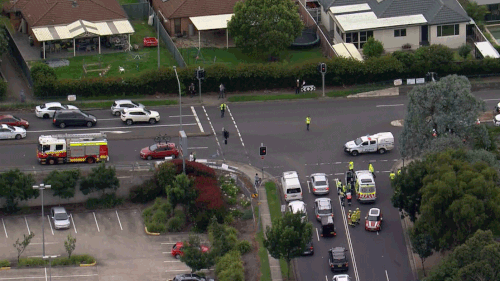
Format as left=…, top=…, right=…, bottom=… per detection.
left=349, top=161, right=354, bottom=172
left=369, top=163, right=376, bottom=178
left=189, top=152, right=194, bottom=162
left=193, top=151, right=196, bottom=162
left=295, top=79, right=300, bottom=94
left=223, top=128, right=229, bottom=145
left=255, top=173, right=260, bottom=187
left=188, top=83, right=195, bottom=98
left=219, top=83, right=225, bottom=99
left=306, top=115, right=311, bottom=131
left=220, top=103, right=227, bottom=118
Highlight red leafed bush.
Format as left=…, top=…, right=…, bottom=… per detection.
left=194, top=176, right=224, bottom=210
left=169, top=160, right=216, bottom=178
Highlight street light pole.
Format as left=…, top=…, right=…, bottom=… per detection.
left=157, top=11, right=160, bottom=70
left=42, top=255, right=58, bottom=281
left=33, top=183, right=51, bottom=257
left=173, top=66, right=186, bottom=174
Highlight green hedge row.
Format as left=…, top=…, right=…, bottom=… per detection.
left=18, top=255, right=95, bottom=267
left=215, top=250, right=245, bottom=281
left=0, top=259, right=10, bottom=267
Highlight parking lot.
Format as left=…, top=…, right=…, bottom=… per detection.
left=0, top=209, right=206, bottom=281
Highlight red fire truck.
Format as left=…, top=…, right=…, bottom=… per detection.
left=37, top=133, right=109, bottom=165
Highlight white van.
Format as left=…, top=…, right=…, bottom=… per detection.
left=281, top=171, right=303, bottom=201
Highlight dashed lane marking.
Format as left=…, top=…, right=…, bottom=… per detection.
left=202, top=106, right=224, bottom=161
left=2, top=218, right=7, bottom=238
left=70, top=214, right=77, bottom=234
left=93, top=212, right=100, bottom=232
left=191, top=106, right=204, bottom=133
left=116, top=210, right=123, bottom=231
left=24, top=216, right=30, bottom=233
left=227, top=105, right=250, bottom=163
left=338, top=194, right=360, bottom=281
left=47, top=215, right=54, bottom=235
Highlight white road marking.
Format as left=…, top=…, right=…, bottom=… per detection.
left=483, top=98, right=500, bottom=101
left=117, top=176, right=132, bottom=179
left=191, top=106, right=204, bottom=133
left=70, top=214, right=77, bottom=234
left=0, top=274, right=101, bottom=280
left=307, top=181, right=311, bottom=193
left=202, top=106, right=224, bottom=160
left=25, top=216, right=30, bottom=233
left=376, top=104, right=404, bottom=107
left=27, top=123, right=198, bottom=134
left=2, top=218, right=7, bottom=238
left=325, top=276, right=328, bottom=281
left=95, top=118, right=116, bottom=121
left=338, top=195, right=360, bottom=281
left=169, top=115, right=195, bottom=117
left=227, top=106, right=246, bottom=149
left=334, top=173, right=344, bottom=175
left=315, top=228, right=320, bottom=241
left=116, top=210, right=123, bottom=231
left=30, top=242, right=58, bottom=245
left=188, top=147, right=208, bottom=149
left=45, top=267, right=47, bottom=281
left=47, top=215, right=54, bottom=235
left=164, top=260, right=181, bottom=263
left=93, top=212, right=100, bottom=232
left=385, top=270, right=390, bottom=281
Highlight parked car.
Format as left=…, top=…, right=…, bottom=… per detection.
left=50, top=207, right=70, bottom=229
left=140, top=142, right=179, bottom=160
left=494, top=114, right=500, bottom=126
left=328, top=247, right=348, bottom=272
left=302, top=238, right=314, bottom=256
left=53, top=110, right=97, bottom=128
left=288, top=200, right=307, bottom=222
left=333, top=274, right=351, bottom=281
left=171, top=242, right=209, bottom=259
left=314, top=198, right=333, bottom=221
left=121, top=108, right=160, bottom=125
left=365, top=208, right=383, bottom=232
left=171, top=274, right=214, bottom=281
left=0, top=124, right=26, bottom=140
left=310, top=173, right=329, bottom=195
left=0, top=115, right=29, bottom=129
left=111, top=100, right=145, bottom=116
left=35, top=102, right=78, bottom=119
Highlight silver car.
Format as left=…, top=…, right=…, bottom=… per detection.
left=333, top=274, right=351, bottom=281
left=310, top=173, right=329, bottom=195
left=0, top=124, right=26, bottom=140
left=111, top=100, right=145, bottom=116
left=314, top=198, right=333, bottom=221
left=50, top=207, right=70, bottom=229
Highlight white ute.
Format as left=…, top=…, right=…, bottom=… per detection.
left=344, top=132, right=394, bottom=156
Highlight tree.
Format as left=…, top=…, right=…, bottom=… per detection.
left=155, top=162, right=176, bottom=196
left=180, top=235, right=214, bottom=272
left=465, top=1, right=488, bottom=24
left=30, top=62, right=58, bottom=98
left=409, top=229, right=433, bottom=277
left=399, top=75, right=486, bottom=158
left=390, top=160, right=427, bottom=222
left=79, top=163, right=119, bottom=196
left=0, top=28, right=9, bottom=57
left=426, top=229, right=500, bottom=281
left=413, top=44, right=454, bottom=74
left=64, top=233, right=76, bottom=258
left=264, top=211, right=313, bottom=279
left=227, top=0, right=303, bottom=58
left=13, top=232, right=34, bottom=263
left=45, top=169, right=80, bottom=200
left=167, top=174, right=197, bottom=210
left=0, top=169, right=38, bottom=213
left=208, top=217, right=238, bottom=258
left=362, top=37, right=384, bottom=58
left=215, top=250, right=245, bottom=281
left=458, top=44, right=472, bottom=59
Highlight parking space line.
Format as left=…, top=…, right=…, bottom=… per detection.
left=50, top=274, right=99, bottom=278
left=70, top=214, right=77, bottom=234
left=385, top=270, right=390, bottom=281
left=47, top=215, right=54, bottom=235
left=191, top=106, right=205, bottom=133
left=315, top=228, right=319, bottom=241
left=0, top=273, right=101, bottom=280
left=307, top=181, right=311, bottom=193
left=165, top=269, right=193, bottom=272
left=93, top=212, right=100, bottom=232
left=116, top=210, right=123, bottom=231
left=2, top=218, right=7, bottom=238
left=25, top=216, right=30, bottom=233
left=0, top=277, right=44, bottom=280
left=164, top=260, right=181, bottom=263
left=28, top=123, right=198, bottom=134
left=45, top=267, right=47, bottom=281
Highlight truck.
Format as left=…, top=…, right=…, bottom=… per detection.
left=37, top=133, right=109, bottom=165
left=344, top=132, right=394, bottom=156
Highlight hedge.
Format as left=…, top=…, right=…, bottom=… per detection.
left=215, top=250, right=245, bottom=281
left=0, top=259, right=10, bottom=267
left=17, top=255, right=95, bottom=267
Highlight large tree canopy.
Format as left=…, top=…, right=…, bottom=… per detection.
left=426, top=229, right=500, bottom=281
left=399, top=75, right=487, bottom=158
left=227, top=0, right=303, bottom=58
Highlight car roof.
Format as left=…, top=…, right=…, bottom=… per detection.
left=1, top=124, right=10, bottom=129
left=369, top=208, right=380, bottom=216
left=124, top=107, right=145, bottom=112
left=283, top=171, right=298, bottom=179
left=330, top=247, right=346, bottom=253
left=288, top=201, right=306, bottom=213
left=0, top=115, right=14, bottom=119
left=312, top=174, right=327, bottom=181
left=315, top=198, right=331, bottom=205
left=333, top=274, right=350, bottom=280
left=44, top=102, right=62, bottom=107
left=51, top=207, right=67, bottom=213
left=115, top=100, right=133, bottom=104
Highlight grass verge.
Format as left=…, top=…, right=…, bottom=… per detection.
left=325, top=84, right=393, bottom=97
left=257, top=214, right=272, bottom=281
left=228, top=93, right=319, bottom=103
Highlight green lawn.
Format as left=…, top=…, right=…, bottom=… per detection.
left=180, top=47, right=324, bottom=66
left=118, top=0, right=140, bottom=4
left=49, top=20, right=177, bottom=80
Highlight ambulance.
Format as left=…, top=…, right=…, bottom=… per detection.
left=354, top=170, right=376, bottom=203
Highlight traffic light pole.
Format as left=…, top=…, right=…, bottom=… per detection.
left=261, top=143, right=264, bottom=181
left=197, top=66, right=202, bottom=103
left=322, top=72, right=325, bottom=97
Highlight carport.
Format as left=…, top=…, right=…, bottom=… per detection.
left=474, top=41, right=500, bottom=59
left=189, top=14, right=234, bottom=49
left=332, top=43, right=364, bottom=61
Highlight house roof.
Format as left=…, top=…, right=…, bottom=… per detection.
left=5, top=0, right=128, bottom=28
left=328, top=0, right=469, bottom=25
left=473, top=0, right=499, bottom=5
left=152, top=0, right=241, bottom=19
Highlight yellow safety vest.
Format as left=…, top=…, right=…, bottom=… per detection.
left=397, top=169, right=401, bottom=175
left=349, top=162, right=354, bottom=170
left=220, top=104, right=226, bottom=110
left=306, top=117, right=311, bottom=124
left=389, top=173, right=396, bottom=180
left=369, top=164, right=374, bottom=173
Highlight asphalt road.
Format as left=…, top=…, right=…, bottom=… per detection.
left=1, top=90, right=499, bottom=281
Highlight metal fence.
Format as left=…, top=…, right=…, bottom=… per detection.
left=150, top=10, right=187, bottom=67
left=3, top=26, right=33, bottom=88
left=121, top=2, right=149, bottom=20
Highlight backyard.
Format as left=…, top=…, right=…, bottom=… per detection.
left=47, top=20, right=177, bottom=80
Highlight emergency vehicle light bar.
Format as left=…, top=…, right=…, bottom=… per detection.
left=42, top=132, right=107, bottom=139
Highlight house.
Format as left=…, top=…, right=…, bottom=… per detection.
left=472, top=0, right=500, bottom=21
left=318, top=0, right=471, bottom=52
left=3, top=0, right=134, bottom=58
left=151, top=0, right=241, bottom=37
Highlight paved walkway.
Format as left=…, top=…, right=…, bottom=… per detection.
left=1, top=52, right=33, bottom=102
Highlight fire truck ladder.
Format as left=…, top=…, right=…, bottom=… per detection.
left=49, top=132, right=107, bottom=140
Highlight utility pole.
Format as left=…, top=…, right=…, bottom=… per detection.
left=157, top=11, right=160, bottom=70
left=33, top=183, right=51, bottom=257
left=259, top=143, right=267, bottom=181
left=174, top=66, right=186, bottom=174
left=197, top=66, right=202, bottom=103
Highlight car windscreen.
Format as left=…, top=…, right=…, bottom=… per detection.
left=315, top=181, right=327, bottom=186
left=287, top=188, right=301, bottom=194
left=145, top=109, right=151, bottom=115
left=40, top=104, right=46, bottom=109
left=149, top=144, right=158, bottom=151
left=132, top=101, right=139, bottom=106
left=7, top=125, right=14, bottom=130
left=360, top=186, right=375, bottom=193
left=318, top=208, right=331, bottom=214
left=368, top=215, right=379, bottom=221
left=12, top=116, right=21, bottom=121
left=355, top=138, right=362, bottom=145
left=79, top=111, right=89, bottom=118
left=54, top=213, right=68, bottom=220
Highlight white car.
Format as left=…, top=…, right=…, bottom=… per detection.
left=333, top=274, right=351, bottom=281
left=0, top=124, right=26, bottom=140
left=288, top=201, right=307, bottom=222
left=120, top=107, right=160, bottom=125
left=494, top=114, right=500, bottom=126
left=310, top=173, right=329, bottom=195
left=50, top=207, right=70, bottom=229
left=314, top=198, right=333, bottom=221
left=111, top=100, right=145, bottom=116
left=35, top=102, right=78, bottom=119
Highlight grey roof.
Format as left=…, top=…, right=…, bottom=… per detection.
left=327, top=0, right=470, bottom=25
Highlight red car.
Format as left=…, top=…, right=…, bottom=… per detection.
left=365, top=208, right=383, bottom=231
left=171, top=242, right=209, bottom=259
left=140, top=143, right=179, bottom=160
left=0, top=115, right=29, bottom=129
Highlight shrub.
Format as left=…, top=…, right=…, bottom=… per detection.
left=362, top=37, right=384, bottom=58
left=235, top=240, right=252, bottom=255
left=85, top=198, right=100, bottom=210
left=129, top=178, right=163, bottom=203
left=18, top=257, right=48, bottom=267
left=0, top=80, right=7, bottom=101
left=85, top=193, right=123, bottom=209
left=458, top=44, right=472, bottom=59
left=146, top=221, right=167, bottom=233
left=142, top=198, right=171, bottom=233
left=231, top=209, right=244, bottom=218
left=173, top=209, right=186, bottom=222
left=224, top=214, right=234, bottom=224
left=226, top=197, right=237, bottom=205
left=194, top=176, right=224, bottom=210
left=166, top=216, right=183, bottom=232
left=241, top=208, right=254, bottom=220
left=0, top=259, right=10, bottom=267
left=239, top=198, right=251, bottom=207
left=215, top=251, right=245, bottom=281
left=50, top=257, right=71, bottom=266
left=31, top=62, right=58, bottom=98
left=70, top=254, right=95, bottom=264
left=169, top=159, right=217, bottom=178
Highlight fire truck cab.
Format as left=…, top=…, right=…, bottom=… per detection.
left=37, top=133, right=109, bottom=165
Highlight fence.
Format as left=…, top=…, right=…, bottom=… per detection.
left=121, top=2, right=149, bottom=20
left=3, top=26, right=33, bottom=88
left=150, top=10, right=187, bottom=67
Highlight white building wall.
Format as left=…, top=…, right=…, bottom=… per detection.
left=373, top=26, right=420, bottom=52
left=332, top=16, right=344, bottom=44
left=429, top=23, right=466, bottom=48
left=321, top=8, right=331, bottom=31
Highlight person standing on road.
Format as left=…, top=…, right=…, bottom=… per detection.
left=193, top=151, right=196, bottom=162
left=369, top=163, right=376, bottom=178
left=219, top=83, right=225, bottom=99
left=255, top=173, right=260, bottom=187
left=347, top=210, right=353, bottom=226
left=223, top=128, right=229, bottom=145
left=189, top=152, right=194, bottom=162
left=189, top=83, right=195, bottom=98
left=389, top=172, right=395, bottom=180
left=295, top=79, right=300, bottom=94
left=349, top=161, right=354, bottom=172
left=220, top=103, right=227, bottom=118
left=306, top=115, right=311, bottom=131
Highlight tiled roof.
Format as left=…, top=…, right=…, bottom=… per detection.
left=8, top=0, right=127, bottom=27
left=328, top=0, right=469, bottom=25
left=152, top=0, right=241, bottom=19
left=3, top=0, right=31, bottom=12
